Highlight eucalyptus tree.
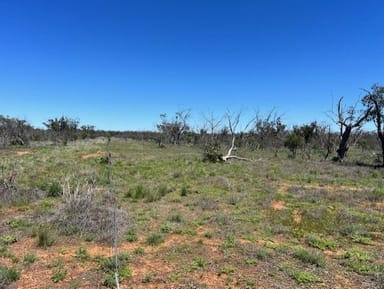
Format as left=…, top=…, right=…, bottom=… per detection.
left=362, top=84, right=384, bottom=165
left=0, top=115, right=33, bottom=146
left=157, top=110, right=191, bottom=145
left=43, top=116, right=79, bottom=145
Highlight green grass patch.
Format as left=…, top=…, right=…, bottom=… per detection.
left=305, top=234, right=338, bottom=250
left=23, top=252, right=38, bottom=265
left=291, top=270, right=322, bottom=284
left=146, top=233, right=164, bottom=246
left=294, top=247, right=326, bottom=267
left=0, top=265, right=20, bottom=287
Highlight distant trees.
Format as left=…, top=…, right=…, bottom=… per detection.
left=284, top=131, right=303, bottom=158
left=3, top=83, right=384, bottom=167
left=43, top=116, right=79, bottom=145
left=80, top=125, right=96, bottom=139
left=362, top=84, right=384, bottom=165
left=316, top=124, right=337, bottom=160
left=0, top=115, right=33, bottom=146
left=283, top=122, right=318, bottom=159
left=251, top=111, right=286, bottom=156
left=157, top=110, right=191, bottom=145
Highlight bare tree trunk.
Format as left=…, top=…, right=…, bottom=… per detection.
left=334, top=97, right=371, bottom=162
left=221, top=112, right=251, bottom=162
left=337, top=126, right=352, bottom=162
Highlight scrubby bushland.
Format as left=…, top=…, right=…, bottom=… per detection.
left=43, top=116, right=80, bottom=145
left=53, top=179, right=129, bottom=242
left=0, top=115, right=33, bottom=146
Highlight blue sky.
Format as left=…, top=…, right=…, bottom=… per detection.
left=0, top=0, right=383, bottom=131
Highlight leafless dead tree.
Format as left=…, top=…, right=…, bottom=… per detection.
left=333, top=97, right=371, bottom=162
left=221, top=110, right=254, bottom=161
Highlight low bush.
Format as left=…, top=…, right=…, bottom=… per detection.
left=0, top=265, right=20, bottom=288
left=47, top=181, right=62, bottom=197
left=305, top=235, right=338, bottom=250
left=37, top=226, right=55, bottom=248
left=291, top=270, right=321, bottom=284
left=53, top=179, right=129, bottom=241
left=23, top=252, right=38, bottom=265
left=97, top=253, right=132, bottom=288
left=294, top=247, right=326, bottom=267
left=146, top=233, right=164, bottom=246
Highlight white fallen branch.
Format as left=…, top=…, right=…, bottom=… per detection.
left=221, top=135, right=251, bottom=161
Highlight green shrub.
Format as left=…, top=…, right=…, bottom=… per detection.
left=292, top=270, right=321, bottom=283
left=146, top=233, right=164, bottom=246
left=305, top=235, right=338, bottom=250
left=98, top=253, right=132, bottom=287
left=97, top=155, right=110, bottom=165
left=75, top=247, right=89, bottom=261
left=370, top=187, right=384, bottom=201
left=98, top=253, right=131, bottom=273
left=23, top=252, right=38, bottom=265
left=160, top=223, right=172, bottom=233
left=157, top=184, right=171, bottom=197
left=37, top=227, right=55, bottom=248
left=133, top=247, right=144, bottom=256
left=341, top=247, right=383, bottom=275
left=125, top=228, right=138, bottom=242
left=294, top=247, right=326, bottom=267
left=128, top=184, right=147, bottom=199
left=0, top=265, right=20, bottom=287
left=1, top=234, right=17, bottom=245
left=169, top=213, right=183, bottom=223
left=103, top=273, right=117, bottom=288
left=180, top=186, right=188, bottom=197
left=203, top=140, right=223, bottom=163
left=47, top=182, right=62, bottom=197
left=218, top=265, right=235, bottom=276
left=7, top=218, right=31, bottom=229
left=51, top=268, right=67, bottom=283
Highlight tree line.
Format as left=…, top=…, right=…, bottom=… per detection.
left=1, top=84, right=383, bottom=165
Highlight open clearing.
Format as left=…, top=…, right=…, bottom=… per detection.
left=1, top=138, right=383, bottom=288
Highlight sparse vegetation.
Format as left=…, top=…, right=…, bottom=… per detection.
left=291, top=270, right=322, bottom=284
left=23, top=253, right=38, bottom=265
left=74, top=247, right=89, bottom=261
left=146, top=233, right=164, bottom=246
left=0, top=136, right=383, bottom=288
left=294, top=247, right=326, bottom=267
left=51, top=267, right=67, bottom=283
left=305, top=234, right=338, bottom=250
left=98, top=253, right=132, bottom=288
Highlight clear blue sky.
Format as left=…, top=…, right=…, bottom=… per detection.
left=1, top=0, right=383, bottom=131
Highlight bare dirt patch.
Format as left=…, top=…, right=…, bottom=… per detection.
left=16, top=151, right=31, bottom=156
left=271, top=200, right=285, bottom=210
left=292, top=209, right=301, bottom=223
left=80, top=151, right=105, bottom=160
